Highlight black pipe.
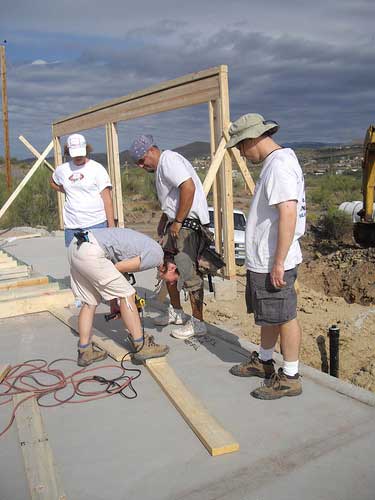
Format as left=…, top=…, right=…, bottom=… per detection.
left=328, top=325, right=340, bottom=378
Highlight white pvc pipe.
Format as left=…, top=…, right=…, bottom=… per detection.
left=339, top=201, right=375, bottom=222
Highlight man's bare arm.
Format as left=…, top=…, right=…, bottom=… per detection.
left=170, top=178, right=195, bottom=238
left=271, top=200, right=297, bottom=288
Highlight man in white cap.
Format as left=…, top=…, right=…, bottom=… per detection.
left=226, top=114, right=306, bottom=400
left=50, top=133, right=115, bottom=247
left=129, top=135, right=210, bottom=340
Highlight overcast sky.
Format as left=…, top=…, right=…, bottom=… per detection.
left=0, top=0, right=373, bottom=159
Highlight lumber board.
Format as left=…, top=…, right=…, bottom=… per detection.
left=0, top=283, right=59, bottom=301
left=146, top=357, right=239, bottom=456
left=0, top=266, right=30, bottom=281
left=218, top=68, right=236, bottom=279
left=13, top=394, right=67, bottom=500
left=0, top=259, right=17, bottom=269
left=0, top=289, right=74, bottom=319
left=49, top=307, right=130, bottom=362
left=0, top=142, right=54, bottom=222
left=19, top=135, right=55, bottom=172
left=0, top=363, right=11, bottom=383
left=0, top=275, right=49, bottom=291
left=208, top=100, right=223, bottom=256
left=53, top=77, right=220, bottom=136
left=202, top=136, right=227, bottom=196
left=223, top=129, right=255, bottom=195
left=53, top=66, right=224, bottom=126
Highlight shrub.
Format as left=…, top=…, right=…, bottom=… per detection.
left=319, top=208, right=353, bottom=241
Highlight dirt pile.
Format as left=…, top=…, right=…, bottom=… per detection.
left=299, top=247, right=375, bottom=305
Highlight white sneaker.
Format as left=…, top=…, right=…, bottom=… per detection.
left=171, top=317, right=207, bottom=339
left=153, top=305, right=188, bottom=326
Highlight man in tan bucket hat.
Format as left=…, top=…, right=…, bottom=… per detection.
left=226, top=113, right=306, bottom=400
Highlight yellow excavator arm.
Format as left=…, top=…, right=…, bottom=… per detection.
left=353, top=124, right=375, bottom=246
left=361, top=125, right=375, bottom=222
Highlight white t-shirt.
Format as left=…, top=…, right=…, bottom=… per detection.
left=246, top=148, right=306, bottom=272
left=52, top=159, right=112, bottom=229
left=155, top=150, right=209, bottom=225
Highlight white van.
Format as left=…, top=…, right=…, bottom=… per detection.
left=207, top=207, right=246, bottom=265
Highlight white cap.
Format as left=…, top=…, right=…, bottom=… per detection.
left=67, top=134, right=87, bottom=158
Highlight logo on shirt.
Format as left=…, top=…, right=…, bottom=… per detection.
left=69, top=173, right=84, bottom=183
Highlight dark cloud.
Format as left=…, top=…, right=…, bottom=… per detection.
left=0, top=0, right=372, bottom=157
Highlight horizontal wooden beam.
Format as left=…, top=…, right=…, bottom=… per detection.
left=146, top=357, right=239, bottom=456
left=53, top=76, right=220, bottom=136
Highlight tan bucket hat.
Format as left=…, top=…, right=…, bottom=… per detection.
left=226, top=113, right=279, bottom=148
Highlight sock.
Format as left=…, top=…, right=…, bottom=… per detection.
left=132, top=336, right=144, bottom=344
left=79, top=342, right=90, bottom=349
left=283, top=360, right=299, bottom=377
left=259, top=346, right=275, bottom=362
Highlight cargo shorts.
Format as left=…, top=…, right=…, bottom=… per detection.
left=246, top=267, right=298, bottom=326
left=164, top=227, right=203, bottom=292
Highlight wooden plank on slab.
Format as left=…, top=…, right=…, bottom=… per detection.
left=0, top=283, right=59, bottom=302
left=13, top=394, right=67, bottom=500
left=0, top=364, right=11, bottom=383
left=146, top=357, right=239, bottom=456
left=0, top=275, right=49, bottom=291
left=0, top=266, right=30, bottom=281
left=0, top=289, right=74, bottom=319
left=49, top=307, right=130, bottom=362
left=0, top=259, right=17, bottom=269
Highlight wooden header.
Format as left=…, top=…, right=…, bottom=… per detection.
left=52, top=65, right=227, bottom=137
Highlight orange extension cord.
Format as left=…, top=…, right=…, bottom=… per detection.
left=0, top=357, right=141, bottom=438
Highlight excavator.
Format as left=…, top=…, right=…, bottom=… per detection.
left=352, top=125, right=375, bottom=247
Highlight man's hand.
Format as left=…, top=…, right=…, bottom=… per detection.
left=270, top=263, right=286, bottom=289
left=109, top=299, right=121, bottom=320
left=170, top=221, right=182, bottom=239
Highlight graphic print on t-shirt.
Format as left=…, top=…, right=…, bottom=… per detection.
left=69, top=172, right=84, bottom=183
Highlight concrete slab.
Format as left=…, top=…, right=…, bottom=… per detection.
left=0, top=236, right=374, bottom=500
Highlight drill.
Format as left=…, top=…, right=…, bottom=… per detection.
left=104, top=294, right=145, bottom=321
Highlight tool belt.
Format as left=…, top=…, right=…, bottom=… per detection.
left=74, top=230, right=90, bottom=248
left=181, top=218, right=201, bottom=231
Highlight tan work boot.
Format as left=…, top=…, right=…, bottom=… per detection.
left=229, top=351, right=275, bottom=378
left=251, top=368, right=302, bottom=400
left=132, top=333, right=169, bottom=362
left=77, top=344, right=108, bottom=367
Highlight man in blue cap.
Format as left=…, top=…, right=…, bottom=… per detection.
left=129, top=135, right=210, bottom=340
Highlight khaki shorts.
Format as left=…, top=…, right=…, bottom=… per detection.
left=68, top=232, right=135, bottom=306
left=164, top=227, right=203, bottom=292
left=246, top=267, right=298, bottom=326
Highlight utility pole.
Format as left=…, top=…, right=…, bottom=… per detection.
left=0, top=42, right=11, bottom=191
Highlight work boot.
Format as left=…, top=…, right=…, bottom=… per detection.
left=251, top=368, right=302, bottom=400
left=77, top=344, right=108, bottom=367
left=229, top=351, right=275, bottom=378
left=170, top=317, right=207, bottom=340
left=153, top=305, right=188, bottom=326
left=132, top=333, right=169, bottom=362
